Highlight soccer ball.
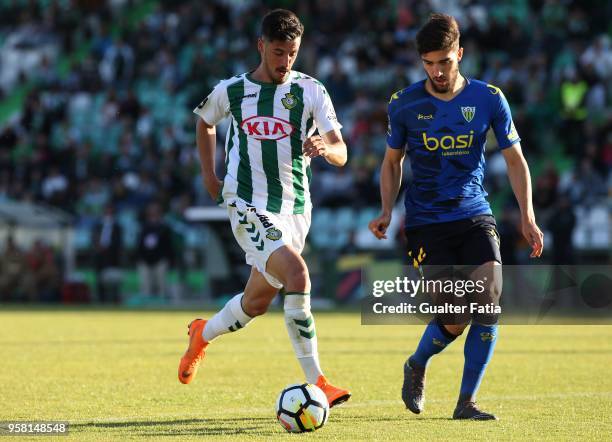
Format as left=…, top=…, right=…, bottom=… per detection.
left=275, top=383, right=329, bottom=433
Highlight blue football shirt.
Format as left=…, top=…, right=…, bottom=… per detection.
left=386, top=78, right=520, bottom=228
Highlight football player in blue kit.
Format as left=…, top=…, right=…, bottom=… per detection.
left=369, top=13, right=544, bottom=420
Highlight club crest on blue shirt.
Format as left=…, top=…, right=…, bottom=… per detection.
left=461, top=106, right=476, bottom=122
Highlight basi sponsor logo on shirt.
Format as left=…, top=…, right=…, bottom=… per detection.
left=422, top=131, right=475, bottom=154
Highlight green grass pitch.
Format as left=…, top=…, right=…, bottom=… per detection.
left=1, top=309, right=611, bottom=440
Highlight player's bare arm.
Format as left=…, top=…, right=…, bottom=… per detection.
left=196, top=118, right=223, bottom=200
left=501, top=143, right=544, bottom=258
left=369, top=146, right=405, bottom=240
left=302, top=129, right=347, bottom=167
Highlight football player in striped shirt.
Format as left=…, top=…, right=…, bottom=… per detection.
left=369, top=14, right=543, bottom=420
left=179, top=9, right=350, bottom=407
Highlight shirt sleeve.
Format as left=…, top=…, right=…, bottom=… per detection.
left=312, top=82, right=342, bottom=135
left=193, top=81, right=229, bottom=126
left=386, top=97, right=406, bottom=149
left=490, top=86, right=520, bottom=149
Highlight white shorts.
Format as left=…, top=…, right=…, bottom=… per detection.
left=227, top=199, right=311, bottom=289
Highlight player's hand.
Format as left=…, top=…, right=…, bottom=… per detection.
left=302, top=135, right=328, bottom=158
left=368, top=213, right=392, bottom=240
left=522, top=218, right=544, bottom=258
left=204, top=176, right=223, bottom=201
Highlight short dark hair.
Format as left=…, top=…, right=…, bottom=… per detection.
left=416, top=13, right=460, bottom=54
left=261, top=9, right=304, bottom=42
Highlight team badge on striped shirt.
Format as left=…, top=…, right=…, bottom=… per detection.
left=281, top=92, right=298, bottom=110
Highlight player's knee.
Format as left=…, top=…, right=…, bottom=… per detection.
left=487, top=274, right=502, bottom=301
left=443, top=322, right=469, bottom=336
left=284, top=264, right=310, bottom=293
left=468, top=266, right=502, bottom=324
left=267, top=247, right=310, bottom=292
left=242, top=296, right=272, bottom=317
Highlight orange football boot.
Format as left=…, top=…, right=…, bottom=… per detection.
left=178, top=319, right=209, bottom=384
left=316, top=375, right=351, bottom=408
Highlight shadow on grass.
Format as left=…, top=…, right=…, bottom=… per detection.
left=71, top=417, right=279, bottom=437
left=70, top=414, right=465, bottom=437
left=337, top=415, right=453, bottom=422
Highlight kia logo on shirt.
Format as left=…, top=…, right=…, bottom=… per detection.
left=241, top=116, right=295, bottom=141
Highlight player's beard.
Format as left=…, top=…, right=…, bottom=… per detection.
left=430, top=76, right=450, bottom=93
left=428, top=67, right=458, bottom=94
left=265, top=62, right=290, bottom=84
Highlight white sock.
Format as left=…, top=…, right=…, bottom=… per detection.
left=202, top=293, right=253, bottom=342
left=284, top=293, right=323, bottom=384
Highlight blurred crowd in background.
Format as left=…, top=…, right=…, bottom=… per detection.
left=0, top=0, right=610, bottom=302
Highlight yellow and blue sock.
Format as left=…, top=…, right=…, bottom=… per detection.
left=458, top=323, right=498, bottom=403
left=410, top=318, right=458, bottom=368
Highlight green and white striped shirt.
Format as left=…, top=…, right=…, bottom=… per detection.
left=194, top=71, right=342, bottom=215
